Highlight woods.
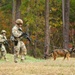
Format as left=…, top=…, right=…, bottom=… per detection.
left=0, top=0, right=75, bottom=58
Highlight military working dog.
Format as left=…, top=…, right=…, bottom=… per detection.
left=49, top=49, right=70, bottom=60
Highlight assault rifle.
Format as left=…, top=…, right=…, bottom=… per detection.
left=18, top=28, right=34, bottom=45
left=4, top=40, right=11, bottom=50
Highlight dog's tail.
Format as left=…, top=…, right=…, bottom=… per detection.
left=44, top=51, right=53, bottom=59
left=48, top=51, right=53, bottom=57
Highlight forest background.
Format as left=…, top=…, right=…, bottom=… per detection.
left=0, top=0, right=75, bottom=58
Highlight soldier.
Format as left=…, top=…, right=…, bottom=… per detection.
left=0, top=30, right=8, bottom=61
left=12, top=19, right=27, bottom=63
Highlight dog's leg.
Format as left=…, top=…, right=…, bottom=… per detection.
left=66, top=53, right=70, bottom=60
left=63, top=54, right=66, bottom=60
left=53, top=52, right=57, bottom=60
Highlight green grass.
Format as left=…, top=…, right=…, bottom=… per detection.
left=25, top=55, right=45, bottom=62
left=0, top=53, right=45, bottom=63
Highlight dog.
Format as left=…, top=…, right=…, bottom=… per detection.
left=49, top=49, right=70, bottom=60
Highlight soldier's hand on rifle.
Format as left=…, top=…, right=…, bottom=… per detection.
left=4, top=40, right=8, bottom=45
left=19, top=32, right=27, bottom=38
left=4, top=40, right=10, bottom=48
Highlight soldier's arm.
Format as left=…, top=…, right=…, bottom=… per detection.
left=12, top=27, right=22, bottom=38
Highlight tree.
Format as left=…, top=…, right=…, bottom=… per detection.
left=12, top=0, right=16, bottom=25
left=44, top=0, right=50, bottom=59
left=15, top=0, right=21, bottom=19
left=62, top=0, right=70, bottom=49
left=12, top=0, right=21, bottom=21
left=12, top=0, right=21, bottom=25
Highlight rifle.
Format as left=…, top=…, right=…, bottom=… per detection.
left=4, top=40, right=12, bottom=50
left=18, top=28, right=34, bottom=45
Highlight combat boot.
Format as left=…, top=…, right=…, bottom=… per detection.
left=14, top=60, right=18, bottom=63
left=4, top=58, right=8, bottom=61
left=21, top=59, right=24, bottom=62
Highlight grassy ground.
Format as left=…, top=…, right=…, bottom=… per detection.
left=0, top=54, right=75, bottom=75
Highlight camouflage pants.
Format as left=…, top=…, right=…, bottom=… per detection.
left=0, top=44, right=7, bottom=60
left=14, top=41, right=27, bottom=62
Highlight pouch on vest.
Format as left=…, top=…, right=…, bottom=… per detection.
left=14, top=40, right=18, bottom=46
left=10, top=35, right=15, bottom=41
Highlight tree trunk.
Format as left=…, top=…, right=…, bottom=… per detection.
left=15, top=0, right=21, bottom=19
left=34, top=0, right=38, bottom=58
left=44, top=0, right=50, bottom=59
left=12, top=0, right=21, bottom=24
left=12, top=0, right=16, bottom=25
left=62, top=0, right=70, bottom=50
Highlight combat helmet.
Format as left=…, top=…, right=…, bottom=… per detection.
left=15, top=19, right=23, bottom=25
left=1, top=30, right=6, bottom=33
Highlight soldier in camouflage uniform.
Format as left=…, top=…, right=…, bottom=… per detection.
left=12, top=19, right=27, bottom=63
left=0, top=30, right=8, bottom=61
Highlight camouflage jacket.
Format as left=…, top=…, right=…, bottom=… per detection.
left=0, top=34, right=7, bottom=43
left=12, top=25, right=23, bottom=40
